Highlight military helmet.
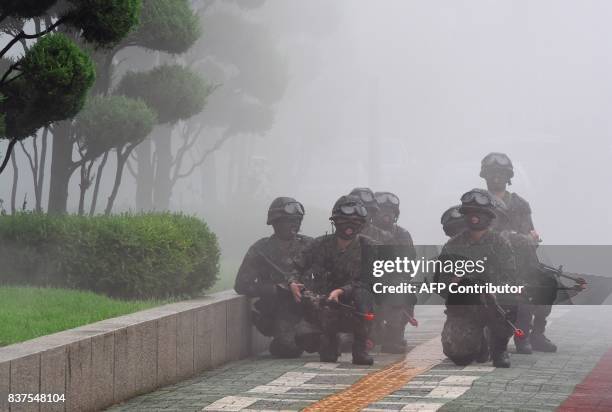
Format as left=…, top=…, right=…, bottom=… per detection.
left=267, top=197, right=305, bottom=225
left=441, top=205, right=465, bottom=237
left=374, top=191, right=400, bottom=214
left=458, top=188, right=496, bottom=218
left=479, top=152, right=514, bottom=180
left=349, top=187, right=379, bottom=212
left=330, top=195, right=368, bottom=221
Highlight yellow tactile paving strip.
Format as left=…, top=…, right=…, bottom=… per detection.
left=303, top=337, right=445, bottom=412
left=303, top=361, right=430, bottom=412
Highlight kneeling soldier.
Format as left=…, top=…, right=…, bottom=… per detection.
left=290, top=195, right=378, bottom=365
left=234, top=197, right=313, bottom=358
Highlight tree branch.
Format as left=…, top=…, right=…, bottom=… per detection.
left=173, top=130, right=233, bottom=182
left=18, top=140, right=37, bottom=187
left=0, top=17, right=66, bottom=59
left=0, top=138, right=19, bottom=175
left=171, top=122, right=204, bottom=182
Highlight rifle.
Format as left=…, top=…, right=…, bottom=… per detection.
left=254, top=249, right=375, bottom=321
left=252, top=248, right=298, bottom=295
left=538, top=263, right=587, bottom=292
left=301, top=289, right=375, bottom=322
left=483, top=293, right=525, bottom=339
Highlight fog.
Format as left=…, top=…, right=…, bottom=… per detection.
left=3, top=0, right=612, bottom=274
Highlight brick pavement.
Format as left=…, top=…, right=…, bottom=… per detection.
left=106, top=306, right=612, bottom=412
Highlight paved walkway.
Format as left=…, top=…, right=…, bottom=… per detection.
left=107, top=306, right=612, bottom=411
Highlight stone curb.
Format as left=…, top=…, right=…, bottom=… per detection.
left=0, top=291, right=269, bottom=412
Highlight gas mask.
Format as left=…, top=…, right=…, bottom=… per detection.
left=273, top=217, right=302, bottom=240
left=464, top=212, right=493, bottom=231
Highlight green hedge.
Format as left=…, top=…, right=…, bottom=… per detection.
left=0, top=212, right=219, bottom=299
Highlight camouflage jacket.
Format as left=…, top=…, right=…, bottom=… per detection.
left=361, top=222, right=394, bottom=244
left=234, top=234, right=313, bottom=298
left=439, top=230, right=518, bottom=288
left=294, top=233, right=380, bottom=297
left=498, top=230, right=539, bottom=282
left=501, top=191, right=535, bottom=235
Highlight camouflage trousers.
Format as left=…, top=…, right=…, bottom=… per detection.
left=297, top=287, right=374, bottom=360
left=516, top=304, right=552, bottom=338
left=252, top=297, right=303, bottom=358
left=442, top=304, right=516, bottom=366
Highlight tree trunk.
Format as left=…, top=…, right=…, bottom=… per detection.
left=135, top=138, right=154, bottom=211
left=35, top=127, right=49, bottom=212
left=47, top=122, right=74, bottom=214
left=10, top=151, right=18, bottom=214
left=89, top=151, right=109, bottom=216
left=152, top=126, right=173, bottom=211
left=105, top=149, right=130, bottom=215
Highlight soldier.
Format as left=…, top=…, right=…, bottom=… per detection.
left=349, top=188, right=394, bottom=244
left=372, top=191, right=418, bottom=353
left=234, top=197, right=313, bottom=358
left=438, top=189, right=519, bottom=368
left=480, top=152, right=557, bottom=352
left=289, top=195, right=378, bottom=365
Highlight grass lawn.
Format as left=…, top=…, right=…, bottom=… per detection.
left=0, top=286, right=164, bottom=347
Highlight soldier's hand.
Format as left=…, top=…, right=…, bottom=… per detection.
left=529, top=230, right=541, bottom=243
left=289, top=282, right=304, bottom=302
left=328, top=288, right=344, bottom=302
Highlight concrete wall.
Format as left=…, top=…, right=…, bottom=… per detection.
left=0, top=291, right=270, bottom=412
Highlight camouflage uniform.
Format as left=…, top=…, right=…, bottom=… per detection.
left=361, top=222, right=394, bottom=244
left=497, top=191, right=556, bottom=351
left=294, top=233, right=379, bottom=361
left=377, top=224, right=418, bottom=352
left=235, top=196, right=313, bottom=358
left=500, top=192, right=535, bottom=235
left=438, top=189, right=519, bottom=367
left=235, top=234, right=313, bottom=358
left=370, top=191, right=419, bottom=353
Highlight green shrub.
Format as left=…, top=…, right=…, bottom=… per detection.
left=0, top=212, right=219, bottom=299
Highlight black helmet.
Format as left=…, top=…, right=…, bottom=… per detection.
left=374, top=191, right=400, bottom=215
left=267, top=197, right=305, bottom=225
left=330, top=195, right=368, bottom=221
left=480, top=152, right=514, bottom=181
left=441, top=205, right=465, bottom=237
left=458, top=188, right=496, bottom=218
left=349, top=187, right=379, bottom=213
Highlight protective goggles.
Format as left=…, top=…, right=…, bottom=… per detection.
left=460, top=191, right=492, bottom=206
left=272, top=202, right=305, bottom=216
left=337, top=203, right=368, bottom=217
left=482, top=153, right=511, bottom=167
left=375, top=193, right=399, bottom=206
left=353, top=190, right=374, bottom=203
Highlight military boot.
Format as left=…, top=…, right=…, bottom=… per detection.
left=492, top=351, right=511, bottom=368
left=530, top=315, right=557, bottom=352
left=490, top=333, right=511, bottom=368
left=530, top=333, right=557, bottom=352
left=515, top=338, right=533, bottom=354
left=319, top=334, right=340, bottom=363
left=381, top=325, right=407, bottom=354
left=352, top=350, right=373, bottom=365
left=352, top=338, right=373, bottom=365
